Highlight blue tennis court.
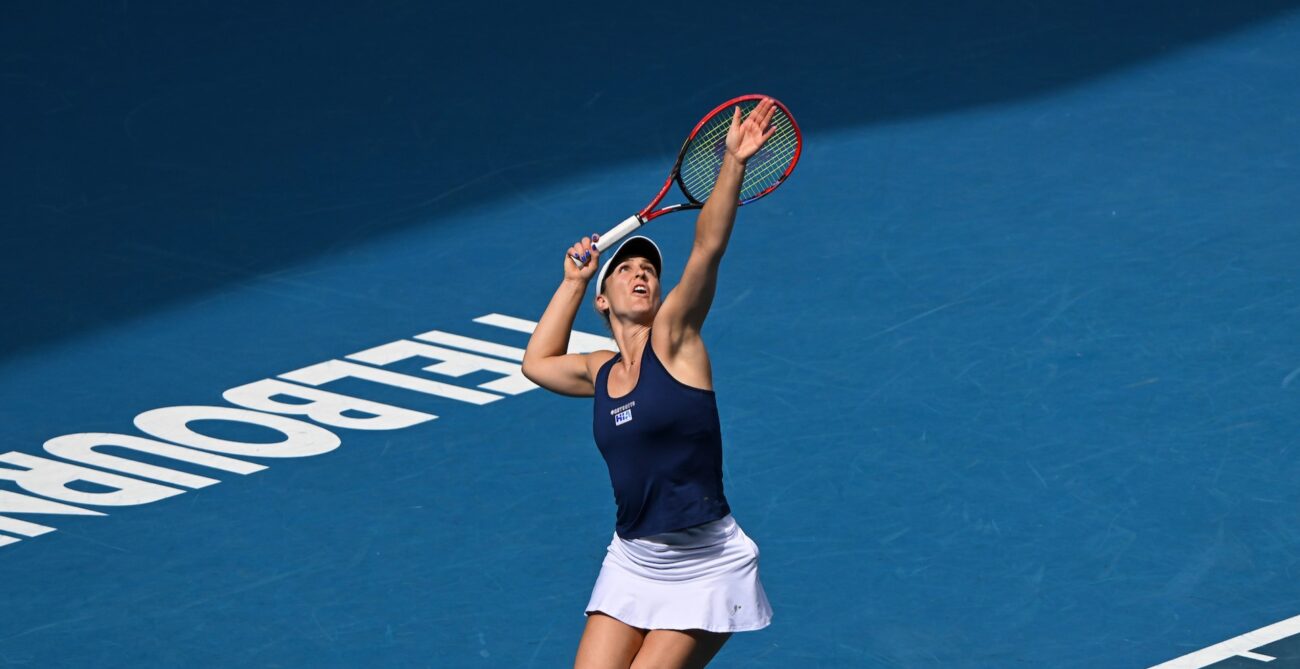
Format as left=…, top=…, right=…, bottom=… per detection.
left=3, top=2, right=1300, bottom=666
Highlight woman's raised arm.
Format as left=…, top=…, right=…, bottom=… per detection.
left=521, top=235, right=605, bottom=397
left=656, top=98, right=778, bottom=343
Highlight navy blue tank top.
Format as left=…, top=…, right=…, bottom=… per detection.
left=593, top=334, right=730, bottom=539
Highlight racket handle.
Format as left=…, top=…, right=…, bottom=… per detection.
left=571, top=214, right=644, bottom=267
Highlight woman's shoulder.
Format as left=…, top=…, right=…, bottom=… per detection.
left=584, top=349, right=619, bottom=378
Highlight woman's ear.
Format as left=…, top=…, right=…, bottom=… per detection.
left=594, top=294, right=609, bottom=315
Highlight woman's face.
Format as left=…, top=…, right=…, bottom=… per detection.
left=596, top=255, right=661, bottom=324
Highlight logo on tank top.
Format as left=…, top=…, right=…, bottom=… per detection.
left=610, top=400, right=636, bottom=426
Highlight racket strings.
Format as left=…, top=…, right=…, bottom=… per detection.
left=678, top=114, right=735, bottom=201
left=678, top=101, right=798, bottom=204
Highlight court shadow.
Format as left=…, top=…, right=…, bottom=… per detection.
left=3, top=0, right=1296, bottom=360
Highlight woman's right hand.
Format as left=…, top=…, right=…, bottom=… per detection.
left=564, top=234, right=601, bottom=282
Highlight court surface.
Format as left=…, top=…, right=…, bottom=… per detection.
left=3, top=2, right=1300, bottom=667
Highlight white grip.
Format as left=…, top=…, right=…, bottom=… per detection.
left=571, top=214, right=644, bottom=267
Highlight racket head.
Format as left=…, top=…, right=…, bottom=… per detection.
left=672, top=95, right=802, bottom=208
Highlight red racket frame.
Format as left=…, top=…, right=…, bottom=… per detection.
left=639, top=94, right=803, bottom=223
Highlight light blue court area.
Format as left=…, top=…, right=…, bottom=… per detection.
left=3, top=2, right=1300, bottom=667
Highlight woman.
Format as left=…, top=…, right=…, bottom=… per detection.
left=522, top=97, right=779, bottom=669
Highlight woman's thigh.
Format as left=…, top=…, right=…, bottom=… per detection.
left=630, top=629, right=731, bottom=669
left=574, top=612, right=646, bottom=669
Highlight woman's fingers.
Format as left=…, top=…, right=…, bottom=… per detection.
left=569, top=235, right=603, bottom=265
left=752, top=98, right=774, bottom=131
left=726, top=98, right=779, bottom=158
left=745, top=99, right=774, bottom=136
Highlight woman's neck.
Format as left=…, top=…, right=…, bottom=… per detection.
left=610, top=322, right=651, bottom=369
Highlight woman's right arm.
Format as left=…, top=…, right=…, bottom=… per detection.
left=521, top=235, right=604, bottom=397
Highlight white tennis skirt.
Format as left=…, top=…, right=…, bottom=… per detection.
left=585, top=515, right=772, bottom=633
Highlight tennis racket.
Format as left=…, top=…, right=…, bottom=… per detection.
left=572, top=94, right=802, bottom=266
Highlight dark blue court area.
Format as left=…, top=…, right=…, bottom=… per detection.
left=3, top=2, right=1300, bottom=667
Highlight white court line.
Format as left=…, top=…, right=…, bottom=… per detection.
left=415, top=329, right=527, bottom=361
left=1150, top=614, right=1300, bottom=668
left=473, top=313, right=614, bottom=354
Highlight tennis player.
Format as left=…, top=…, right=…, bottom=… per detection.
left=522, top=98, right=778, bottom=669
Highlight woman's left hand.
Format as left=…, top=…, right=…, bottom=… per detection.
left=725, top=96, right=778, bottom=163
